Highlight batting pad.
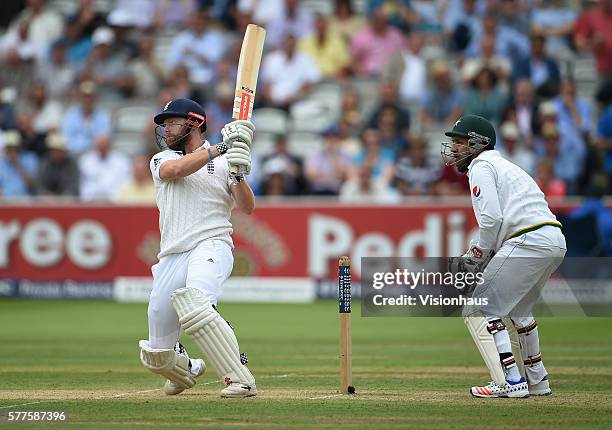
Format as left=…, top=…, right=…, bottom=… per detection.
left=139, top=340, right=197, bottom=390
left=171, top=287, right=255, bottom=386
left=464, top=315, right=506, bottom=386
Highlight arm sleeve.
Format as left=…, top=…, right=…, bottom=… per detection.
left=470, top=162, right=503, bottom=250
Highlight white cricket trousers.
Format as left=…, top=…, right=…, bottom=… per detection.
left=469, top=225, right=567, bottom=318
left=147, top=239, right=234, bottom=349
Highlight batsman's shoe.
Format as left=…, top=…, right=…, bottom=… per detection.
left=529, top=375, right=552, bottom=396
left=220, top=381, right=257, bottom=398
left=164, top=358, right=206, bottom=395
left=470, top=377, right=530, bottom=398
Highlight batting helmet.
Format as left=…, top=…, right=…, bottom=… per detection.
left=154, top=98, right=207, bottom=132
left=154, top=99, right=207, bottom=154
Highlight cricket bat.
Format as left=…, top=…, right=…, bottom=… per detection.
left=231, top=24, right=266, bottom=175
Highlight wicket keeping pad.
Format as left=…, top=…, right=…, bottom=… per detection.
left=464, top=314, right=525, bottom=386
left=171, top=287, right=255, bottom=387
left=139, top=340, right=197, bottom=391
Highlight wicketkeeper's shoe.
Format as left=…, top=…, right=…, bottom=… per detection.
left=220, top=382, right=257, bottom=398
left=470, top=377, right=530, bottom=398
left=164, top=358, right=206, bottom=396
left=528, top=375, right=552, bottom=396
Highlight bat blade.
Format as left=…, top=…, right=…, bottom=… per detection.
left=230, top=24, right=266, bottom=175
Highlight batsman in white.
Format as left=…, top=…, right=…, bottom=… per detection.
left=138, top=98, right=257, bottom=398
left=442, top=115, right=567, bottom=398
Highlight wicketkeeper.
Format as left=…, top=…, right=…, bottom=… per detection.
left=442, top=115, right=566, bottom=398
left=139, top=98, right=257, bottom=398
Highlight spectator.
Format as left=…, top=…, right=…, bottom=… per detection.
left=261, top=34, right=320, bottom=110
left=535, top=157, right=566, bottom=198
left=5, top=0, right=63, bottom=59
left=81, top=27, right=136, bottom=102
left=153, top=0, right=198, bottom=30
left=107, top=18, right=141, bottom=63
left=37, top=132, right=79, bottom=197
left=444, top=0, right=486, bottom=53
left=79, top=134, right=131, bottom=201
left=513, top=33, right=561, bottom=98
left=260, top=134, right=305, bottom=195
left=432, top=163, right=469, bottom=195
left=129, top=31, right=167, bottom=98
left=335, top=120, right=362, bottom=158
left=536, top=120, right=585, bottom=193
left=367, top=81, right=410, bottom=136
left=166, top=9, right=228, bottom=88
left=463, top=65, right=508, bottom=127
left=107, top=0, right=157, bottom=29
left=531, top=0, right=577, bottom=56
left=329, top=0, right=365, bottom=44
left=366, top=0, right=412, bottom=31
left=394, top=135, right=439, bottom=196
left=0, top=130, right=38, bottom=198
left=494, top=0, right=531, bottom=35
left=62, top=81, right=111, bottom=155
left=383, top=31, right=427, bottom=104
left=68, top=0, right=106, bottom=39
left=35, top=40, right=77, bottom=101
left=266, top=0, right=314, bottom=49
left=339, top=88, right=363, bottom=131
left=201, top=0, right=236, bottom=30
left=0, top=18, right=41, bottom=64
left=115, top=155, right=156, bottom=203
left=376, top=107, right=408, bottom=155
left=167, top=64, right=205, bottom=105
left=304, top=129, right=351, bottom=195
left=504, top=79, right=537, bottom=147
left=574, top=0, right=612, bottom=80
left=60, top=15, right=94, bottom=67
left=407, top=0, right=445, bottom=35
left=237, top=0, right=284, bottom=27
left=552, top=79, right=593, bottom=142
left=0, top=20, right=37, bottom=96
left=462, top=34, right=512, bottom=85
left=595, top=81, right=612, bottom=189
left=340, top=163, right=398, bottom=203
left=497, top=121, right=535, bottom=176
left=0, top=89, right=18, bottom=131
left=570, top=185, right=612, bottom=256
left=421, top=59, right=463, bottom=130
left=351, top=7, right=404, bottom=77
left=16, top=81, right=63, bottom=156
left=353, top=128, right=395, bottom=183
left=299, top=14, right=351, bottom=79
left=205, top=64, right=235, bottom=144
left=467, top=14, right=530, bottom=61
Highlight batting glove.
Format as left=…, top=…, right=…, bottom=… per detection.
left=226, top=141, right=251, bottom=175
left=222, top=120, right=255, bottom=148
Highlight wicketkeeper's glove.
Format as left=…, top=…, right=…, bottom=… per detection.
left=448, top=240, right=495, bottom=293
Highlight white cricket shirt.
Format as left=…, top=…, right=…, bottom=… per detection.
left=150, top=143, right=234, bottom=258
left=467, top=150, right=561, bottom=252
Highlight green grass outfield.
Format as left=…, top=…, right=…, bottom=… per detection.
left=0, top=299, right=611, bottom=429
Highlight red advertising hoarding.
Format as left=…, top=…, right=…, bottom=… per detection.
left=0, top=202, right=581, bottom=282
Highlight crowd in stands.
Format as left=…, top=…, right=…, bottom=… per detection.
left=0, top=0, right=611, bottom=203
